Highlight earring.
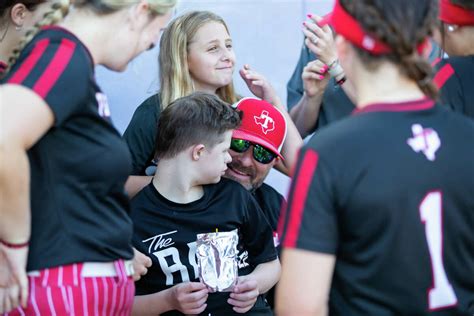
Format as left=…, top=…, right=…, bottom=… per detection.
left=15, top=25, right=23, bottom=31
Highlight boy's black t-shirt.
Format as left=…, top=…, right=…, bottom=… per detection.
left=131, top=178, right=278, bottom=315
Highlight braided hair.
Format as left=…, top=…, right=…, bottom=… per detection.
left=340, top=0, right=439, bottom=99
left=5, top=0, right=69, bottom=74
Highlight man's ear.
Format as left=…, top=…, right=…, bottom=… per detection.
left=192, top=144, right=205, bottom=161
left=10, top=3, right=28, bottom=28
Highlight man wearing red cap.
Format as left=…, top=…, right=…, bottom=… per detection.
left=224, top=97, right=293, bottom=309
left=432, top=0, right=474, bottom=119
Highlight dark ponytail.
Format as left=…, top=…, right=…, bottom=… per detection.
left=340, top=0, right=439, bottom=99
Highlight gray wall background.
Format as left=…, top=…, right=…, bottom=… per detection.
left=96, top=0, right=334, bottom=195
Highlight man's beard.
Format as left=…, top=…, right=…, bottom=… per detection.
left=225, top=161, right=263, bottom=192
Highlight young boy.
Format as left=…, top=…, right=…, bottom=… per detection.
left=130, top=92, right=280, bottom=316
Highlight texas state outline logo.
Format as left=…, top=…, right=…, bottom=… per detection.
left=254, top=110, right=275, bottom=134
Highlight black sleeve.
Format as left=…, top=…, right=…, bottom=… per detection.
left=6, top=36, right=89, bottom=126
left=436, top=59, right=466, bottom=116
left=123, top=95, right=160, bottom=175
left=242, top=193, right=278, bottom=266
left=286, top=44, right=316, bottom=110
left=279, top=146, right=338, bottom=254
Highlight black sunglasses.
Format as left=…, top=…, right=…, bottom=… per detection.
left=230, top=138, right=277, bottom=164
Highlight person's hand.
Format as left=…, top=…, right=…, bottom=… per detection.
left=228, top=276, right=259, bottom=313
left=239, top=64, right=281, bottom=106
left=132, top=247, right=152, bottom=281
left=303, top=14, right=337, bottom=66
left=302, top=59, right=331, bottom=98
left=0, top=244, right=29, bottom=313
left=169, top=282, right=209, bottom=315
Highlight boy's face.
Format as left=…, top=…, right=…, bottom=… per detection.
left=197, top=130, right=233, bottom=184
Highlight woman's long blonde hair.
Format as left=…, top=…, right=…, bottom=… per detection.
left=5, top=0, right=176, bottom=74
left=159, top=10, right=238, bottom=110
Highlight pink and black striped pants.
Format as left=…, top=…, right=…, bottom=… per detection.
left=4, top=259, right=135, bottom=316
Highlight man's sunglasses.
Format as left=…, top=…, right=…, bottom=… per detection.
left=230, top=138, right=277, bottom=164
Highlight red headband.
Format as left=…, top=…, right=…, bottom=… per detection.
left=439, top=0, right=474, bottom=26
left=318, top=0, right=391, bottom=55
left=319, top=0, right=430, bottom=55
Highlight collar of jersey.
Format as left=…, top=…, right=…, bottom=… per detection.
left=352, top=98, right=435, bottom=115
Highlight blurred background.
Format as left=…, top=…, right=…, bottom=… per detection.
left=96, top=0, right=335, bottom=195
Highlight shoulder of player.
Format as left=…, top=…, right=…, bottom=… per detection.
left=439, top=104, right=474, bottom=131
left=307, top=114, right=372, bottom=151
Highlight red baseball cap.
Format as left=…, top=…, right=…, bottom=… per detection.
left=232, top=98, right=287, bottom=160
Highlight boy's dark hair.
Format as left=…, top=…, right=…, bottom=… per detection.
left=155, top=92, right=242, bottom=160
left=340, top=0, right=439, bottom=99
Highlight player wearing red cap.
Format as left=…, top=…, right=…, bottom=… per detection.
left=224, top=97, right=289, bottom=310
left=277, top=0, right=474, bottom=315
left=432, top=0, right=474, bottom=119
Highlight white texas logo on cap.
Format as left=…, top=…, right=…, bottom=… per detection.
left=254, top=110, right=275, bottom=135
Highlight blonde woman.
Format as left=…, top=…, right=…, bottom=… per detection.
left=0, top=0, right=175, bottom=314
left=123, top=10, right=302, bottom=195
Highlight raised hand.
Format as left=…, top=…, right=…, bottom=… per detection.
left=239, top=64, right=281, bottom=106
left=303, top=14, right=337, bottom=66
left=302, top=59, right=331, bottom=98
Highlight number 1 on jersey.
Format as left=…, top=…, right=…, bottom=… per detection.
left=419, top=191, right=458, bottom=310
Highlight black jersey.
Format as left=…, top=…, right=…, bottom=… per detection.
left=279, top=99, right=474, bottom=315
left=1, top=26, right=134, bottom=271
left=123, top=93, right=161, bottom=175
left=252, top=183, right=284, bottom=242
left=434, top=56, right=474, bottom=119
left=252, top=183, right=285, bottom=310
left=131, top=178, right=277, bottom=315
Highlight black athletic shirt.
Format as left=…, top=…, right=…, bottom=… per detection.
left=131, top=178, right=278, bottom=315
left=279, top=98, right=474, bottom=315
left=252, top=183, right=285, bottom=310
left=2, top=26, right=134, bottom=271
left=434, top=56, right=474, bottom=119
left=123, top=93, right=161, bottom=175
